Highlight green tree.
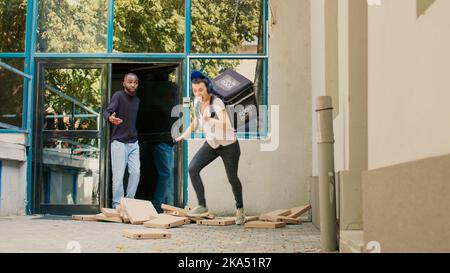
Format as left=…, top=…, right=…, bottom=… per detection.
left=37, top=0, right=264, bottom=124
left=0, top=0, right=27, bottom=128
left=37, top=0, right=106, bottom=131
left=190, top=0, right=261, bottom=76
left=44, top=68, right=102, bottom=131
left=0, top=0, right=27, bottom=52
left=0, top=59, right=24, bottom=128
left=114, top=0, right=262, bottom=76
left=191, top=0, right=260, bottom=54
left=114, top=0, right=185, bottom=53
left=37, top=0, right=107, bottom=52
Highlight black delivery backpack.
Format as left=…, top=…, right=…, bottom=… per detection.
left=211, top=69, right=259, bottom=132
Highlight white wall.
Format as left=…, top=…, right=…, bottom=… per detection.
left=0, top=134, right=28, bottom=216
left=336, top=0, right=349, bottom=172
left=186, top=0, right=312, bottom=215
left=368, top=0, right=450, bottom=169
left=311, top=0, right=349, bottom=176
left=311, top=0, right=367, bottom=230
left=311, top=0, right=325, bottom=177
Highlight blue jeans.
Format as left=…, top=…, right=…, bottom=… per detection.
left=151, top=142, right=174, bottom=213
left=111, top=140, right=140, bottom=208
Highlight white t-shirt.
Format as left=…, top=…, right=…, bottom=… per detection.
left=194, top=96, right=236, bottom=149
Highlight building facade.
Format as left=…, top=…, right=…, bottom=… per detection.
left=2, top=0, right=449, bottom=252
left=0, top=0, right=276, bottom=216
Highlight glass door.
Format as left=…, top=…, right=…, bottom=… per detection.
left=33, top=62, right=108, bottom=215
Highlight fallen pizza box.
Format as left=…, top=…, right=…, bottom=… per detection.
left=117, top=205, right=123, bottom=218
left=287, top=205, right=311, bottom=218
left=224, top=216, right=259, bottom=222
left=101, top=207, right=120, bottom=218
left=262, top=209, right=292, bottom=217
left=169, top=210, right=185, bottom=217
left=161, top=204, right=188, bottom=217
left=197, top=218, right=236, bottom=226
left=95, top=213, right=122, bottom=223
left=187, top=212, right=215, bottom=222
left=259, top=215, right=301, bottom=225
left=122, top=229, right=171, bottom=240
left=259, top=209, right=292, bottom=222
left=121, top=198, right=158, bottom=225
left=72, top=214, right=99, bottom=221
left=244, top=221, right=286, bottom=229
left=144, top=214, right=190, bottom=229
left=187, top=215, right=204, bottom=222
left=276, top=216, right=302, bottom=225
left=117, top=205, right=130, bottom=223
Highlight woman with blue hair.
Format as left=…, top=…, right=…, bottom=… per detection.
left=175, top=70, right=246, bottom=225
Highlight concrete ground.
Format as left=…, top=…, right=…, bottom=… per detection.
left=0, top=215, right=321, bottom=253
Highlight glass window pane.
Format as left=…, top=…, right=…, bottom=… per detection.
left=44, top=68, right=102, bottom=131
left=0, top=0, right=27, bottom=52
left=41, top=136, right=100, bottom=205
left=113, top=0, right=185, bottom=53
left=37, top=0, right=108, bottom=53
left=0, top=59, right=24, bottom=129
left=190, top=59, right=265, bottom=135
left=191, top=0, right=264, bottom=54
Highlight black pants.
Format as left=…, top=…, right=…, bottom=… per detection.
left=188, top=141, right=243, bottom=209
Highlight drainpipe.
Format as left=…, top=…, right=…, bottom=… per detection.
left=316, top=96, right=338, bottom=251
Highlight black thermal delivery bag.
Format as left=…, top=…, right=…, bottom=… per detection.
left=212, top=69, right=259, bottom=131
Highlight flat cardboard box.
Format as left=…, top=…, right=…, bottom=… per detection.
left=117, top=205, right=130, bottom=223
left=95, top=213, right=122, bottom=223
left=187, top=212, right=215, bottom=222
left=144, top=214, right=189, bottom=229
left=259, top=209, right=292, bottom=222
left=122, top=229, right=171, bottom=240
left=197, top=218, right=236, bottom=226
left=117, top=205, right=123, bottom=218
left=259, top=215, right=301, bottom=224
left=72, top=214, right=98, bottom=221
left=187, top=216, right=204, bottom=221
left=101, top=207, right=120, bottom=218
left=277, top=216, right=301, bottom=225
left=244, top=221, right=286, bottom=229
left=121, top=198, right=158, bottom=225
left=288, top=205, right=311, bottom=218
left=260, top=209, right=291, bottom=218
left=259, top=215, right=280, bottom=222
left=224, top=216, right=259, bottom=222
left=161, top=204, right=188, bottom=217
left=166, top=210, right=188, bottom=217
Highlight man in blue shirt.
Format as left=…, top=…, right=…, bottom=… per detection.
left=103, top=73, right=141, bottom=208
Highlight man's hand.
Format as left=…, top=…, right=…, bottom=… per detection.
left=109, top=112, right=123, bottom=126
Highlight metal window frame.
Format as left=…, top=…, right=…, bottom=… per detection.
left=1, top=0, right=269, bottom=134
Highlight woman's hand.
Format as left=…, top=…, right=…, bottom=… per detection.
left=175, top=135, right=185, bottom=142
left=201, top=114, right=210, bottom=124
left=201, top=108, right=211, bottom=123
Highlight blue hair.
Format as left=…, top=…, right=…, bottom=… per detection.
left=191, top=70, right=213, bottom=93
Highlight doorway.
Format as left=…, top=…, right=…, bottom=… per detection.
left=108, top=63, right=184, bottom=209
left=32, top=60, right=185, bottom=215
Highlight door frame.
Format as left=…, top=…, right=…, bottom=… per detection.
left=32, top=60, right=108, bottom=215
left=32, top=58, right=186, bottom=215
